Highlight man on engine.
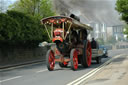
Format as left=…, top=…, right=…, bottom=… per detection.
left=91, top=38, right=98, bottom=49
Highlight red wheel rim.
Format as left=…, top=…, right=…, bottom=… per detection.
left=73, top=50, right=78, bottom=70
left=86, top=41, right=92, bottom=66
left=48, top=51, right=55, bottom=70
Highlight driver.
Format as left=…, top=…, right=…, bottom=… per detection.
left=71, top=29, right=78, bottom=45
left=91, top=38, right=98, bottom=49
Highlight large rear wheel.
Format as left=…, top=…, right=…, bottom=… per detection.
left=81, top=40, right=92, bottom=67
left=70, top=49, right=78, bottom=71
left=46, top=50, right=55, bottom=71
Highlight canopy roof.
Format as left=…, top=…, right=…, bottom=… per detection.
left=41, top=16, right=93, bottom=30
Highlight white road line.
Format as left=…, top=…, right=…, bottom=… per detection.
left=67, top=61, right=107, bottom=85
left=0, top=76, right=22, bottom=83
left=67, top=57, right=113, bottom=85
left=36, top=69, right=47, bottom=73
left=74, top=54, right=125, bottom=85
left=0, top=62, right=44, bottom=72
left=74, top=65, right=103, bottom=85
left=67, top=54, right=124, bottom=85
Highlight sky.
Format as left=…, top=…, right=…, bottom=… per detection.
left=0, top=0, right=16, bottom=4
left=0, top=0, right=17, bottom=12
left=8, top=0, right=17, bottom=5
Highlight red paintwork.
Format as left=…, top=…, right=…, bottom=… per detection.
left=52, top=37, right=63, bottom=42
left=48, top=51, right=55, bottom=70
left=73, top=50, right=78, bottom=70
left=52, top=28, right=64, bottom=42
left=63, top=61, right=68, bottom=65
left=86, top=40, right=92, bottom=66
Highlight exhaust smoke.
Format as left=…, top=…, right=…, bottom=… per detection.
left=53, top=0, right=123, bottom=26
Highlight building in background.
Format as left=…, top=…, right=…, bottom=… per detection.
left=88, top=22, right=107, bottom=41
left=113, top=25, right=124, bottom=41
left=88, top=22, right=125, bottom=41
left=106, top=27, right=113, bottom=39
left=107, top=25, right=125, bottom=41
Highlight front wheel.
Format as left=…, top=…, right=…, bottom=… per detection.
left=46, top=50, right=55, bottom=71
left=70, top=49, right=78, bottom=71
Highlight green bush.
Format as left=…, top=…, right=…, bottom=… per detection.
left=0, top=13, right=20, bottom=45
left=0, top=11, right=49, bottom=47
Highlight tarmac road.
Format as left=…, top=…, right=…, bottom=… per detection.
left=0, top=49, right=128, bottom=85
left=81, top=49, right=128, bottom=85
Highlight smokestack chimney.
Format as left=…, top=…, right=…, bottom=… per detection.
left=70, top=14, right=80, bottom=22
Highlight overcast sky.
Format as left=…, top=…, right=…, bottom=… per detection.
left=0, top=0, right=17, bottom=12
left=8, top=0, right=16, bottom=5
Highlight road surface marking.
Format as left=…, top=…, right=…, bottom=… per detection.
left=67, top=54, right=124, bottom=85
left=0, top=62, right=44, bottom=72
left=0, top=76, right=22, bottom=83
left=36, top=69, right=47, bottom=73
left=67, top=60, right=108, bottom=85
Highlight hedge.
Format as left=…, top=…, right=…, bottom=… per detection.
left=0, top=11, right=49, bottom=47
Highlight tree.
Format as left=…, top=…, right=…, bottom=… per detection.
left=116, top=0, right=128, bottom=38
left=7, top=10, right=48, bottom=46
left=0, top=11, right=49, bottom=47
left=124, top=24, right=128, bottom=38
left=0, top=13, right=20, bottom=44
left=7, top=0, right=55, bottom=45
left=9, top=0, right=55, bottom=20
left=116, top=0, right=128, bottom=23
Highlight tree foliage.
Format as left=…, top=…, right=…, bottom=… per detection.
left=116, top=0, right=128, bottom=38
left=0, top=0, right=55, bottom=47
left=0, top=13, right=20, bottom=43
left=9, top=0, right=55, bottom=20
left=0, top=11, right=48, bottom=47
left=116, top=0, right=128, bottom=23
left=124, top=24, right=128, bottom=38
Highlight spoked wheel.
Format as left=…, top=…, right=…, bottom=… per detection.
left=70, top=49, right=78, bottom=71
left=46, top=50, right=55, bottom=71
left=59, top=62, right=68, bottom=68
left=82, top=40, right=92, bottom=67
